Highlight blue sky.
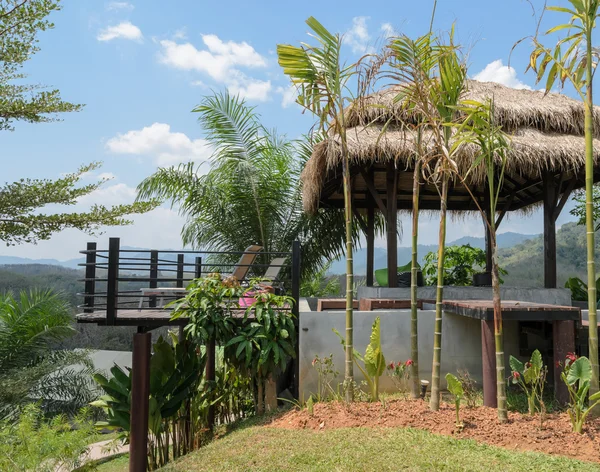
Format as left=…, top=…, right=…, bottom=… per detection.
left=2, top=0, right=583, bottom=260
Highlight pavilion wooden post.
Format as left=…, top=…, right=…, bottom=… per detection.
left=366, top=169, right=375, bottom=287
left=481, top=319, right=497, bottom=407
left=386, top=162, right=398, bottom=288
left=543, top=172, right=558, bottom=289
left=129, top=331, right=151, bottom=472
left=553, top=319, right=576, bottom=405
left=84, top=242, right=96, bottom=313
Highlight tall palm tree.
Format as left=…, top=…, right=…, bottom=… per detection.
left=277, top=17, right=360, bottom=401
left=527, top=0, right=600, bottom=396
left=137, top=92, right=362, bottom=280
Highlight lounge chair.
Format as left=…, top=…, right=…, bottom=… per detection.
left=230, top=244, right=263, bottom=281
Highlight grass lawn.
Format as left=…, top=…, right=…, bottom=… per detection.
left=96, top=424, right=600, bottom=471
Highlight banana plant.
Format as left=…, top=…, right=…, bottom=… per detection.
left=561, top=355, right=600, bottom=433
left=334, top=317, right=386, bottom=401
left=445, top=373, right=464, bottom=429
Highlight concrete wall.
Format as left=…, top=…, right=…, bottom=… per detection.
left=357, top=286, right=571, bottom=306
left=299, top=308, right=519, bottom=399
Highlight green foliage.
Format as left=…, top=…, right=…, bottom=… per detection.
left=560, top=355, right=600, bottom=433
left=564, top=276, right=600, bottom=303
left=0, top=289, right=98, bottom=420
left=570, top=186, right=600, bottom=232
left=300, top=262, right=340, bottom=297
left=509, top=350, right=547, bottom=416
left=311, top=354, right=339, bottom=402
left=0, top=403, right=97, bottom=472
left=92, top=334, right=205, bottom=469
left=445, top=373, right=464, bottom=428
left=333, top=316, right=386, bottom=401
left=422, top=244, right=507, bottom=286
left=1, top=162, right=159, bottom=245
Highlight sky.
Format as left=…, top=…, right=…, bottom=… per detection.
left=1, top=0, right=585, bottom=260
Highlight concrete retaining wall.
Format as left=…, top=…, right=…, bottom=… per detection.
left=298, top=308, right=519, bottom=399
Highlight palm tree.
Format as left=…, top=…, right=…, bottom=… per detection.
left=0, top=289, right=96, bottom=419
left=137, top=92, right=362, bottom=280
left=277, top=17, right=360, bottom=401
left=527, top=0, right=600, bottom=396
left=453, top=99, right=511, bottom=422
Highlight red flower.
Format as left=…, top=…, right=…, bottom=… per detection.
left=405, top=359, right=414, bottom=366
left=526, top=362, right=532, bottom=368
left=512, top=371, right=520, bottom=379
left=388, top=361, right=395, bottom=370
left=312, top=358, right=317, bottom=366
left=566, top=352, right=578, bottom=363
left=555, top=361, right=562, bottom=369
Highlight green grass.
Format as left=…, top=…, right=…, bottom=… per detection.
left=98, top=423, right=600, bottom=472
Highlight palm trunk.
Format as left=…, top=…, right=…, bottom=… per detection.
left=585, top=33, right=599, bottom=397
left=341, top=139, right=354, bottom=402
left=410, top=160, right=421, bottom=399
left=490, top=222, right=507, bottom=422
left=430, top=175, right=448, bottom=411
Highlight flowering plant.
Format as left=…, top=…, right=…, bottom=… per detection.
left=560, top=354, right=600, bottom=433
left=387, top=359, right=413, bottom=396
left=509, top=349, right=546, bottom=415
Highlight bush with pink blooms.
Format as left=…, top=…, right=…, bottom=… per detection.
left=387, top=359, right=413, bottom=397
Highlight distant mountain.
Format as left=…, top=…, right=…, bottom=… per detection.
left=328, top=232, right=540, bottom=275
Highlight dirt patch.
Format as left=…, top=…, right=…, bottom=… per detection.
left=268, top=399, right=600, bottom=463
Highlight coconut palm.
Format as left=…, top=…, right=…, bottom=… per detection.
left=0, top=289, right=96, bottom=419
left=527, top=0, right=600, bottom=396
left=137, top=92, right=365, bottom=281
left=277, top=17, right=360, bottom=401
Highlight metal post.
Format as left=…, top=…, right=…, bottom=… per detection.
left=176, top=254, right=185, bottom=288
left=106, top=238, right=120, bottom=325
left=129, top=332, right=151, bottom=472
left=195, top=256, right=202, bottom=279
left=291, top=240, right=301, bottom=398
left=149, top=250, right=158, bottom=308
left=84, top=242, right=96, bottom=313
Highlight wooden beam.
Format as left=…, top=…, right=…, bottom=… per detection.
left=543, top=171, right=558, bottom=288
left=359, top=167, right=387, bottom=214
left=553, top=176, right=577, bottom=222
left=386, top=162, right=398, bottom=288
left=366, top=180, right=375, bottom=287
left=495, top=192, right=516, bottom=229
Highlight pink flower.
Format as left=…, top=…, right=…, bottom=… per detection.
left=566, top=352, right=578, bottom=363
left=513, top=371, right=520, bottom=379
left=405, top=359, right=414, bottom=367
left=312, top=358, right=317, bottom=366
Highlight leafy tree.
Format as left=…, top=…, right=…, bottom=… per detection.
left=300, top=261, right=340, bottom=297
left=570, top=185, right=600, bottom=232
left=1, top=162, right=159, bottom=245
left=527, top=0, right=600, bottom=397
left=0, top=0, right=81, bottom=130
left=0, top=289, right=98, bottom=420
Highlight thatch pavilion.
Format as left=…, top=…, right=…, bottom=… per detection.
left=301, top=80, right=600, bottom=289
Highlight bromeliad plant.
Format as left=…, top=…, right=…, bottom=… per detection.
left=334, top=317, right=386, bottom=401
left=509, top=350, right=547, bottom=416
left=560, top=353, right=600, bottom=433
left=445, top=373, right=464, bottom=429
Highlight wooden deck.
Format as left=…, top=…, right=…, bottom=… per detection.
left=437, top=299, right=580, bottom=322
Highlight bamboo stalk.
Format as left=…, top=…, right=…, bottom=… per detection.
left=410, top=160, right=421, bottom=399
left=430, top=175, right=448, bottom=411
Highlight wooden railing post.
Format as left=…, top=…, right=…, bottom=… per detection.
left=291, top=240, right=301, bottom=399
left=106, top=237, right=120, bottom=325
left=176, top=254, right=185, bottom=288
left=130, top=331, right=151, bottom=472
left=194, top=256, right=202, bottom=279
left=84, top=242, right=96, bottom=313
left=149, top=250, right=158, bottom=308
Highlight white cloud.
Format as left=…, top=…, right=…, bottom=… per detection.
left=277, top=85, right=298, bottom=108
left=173, top=28, right=187, bottom=40
left=98, top=172, right=116, bottom=180
left=106, top=1, right=134, bottom=11
left=472, top=59, right=532, bottom=90
left=381, top=23, right=396, bottom=39
left=106, top=122, right=212, bottom=166
left=157, top=35, right=270, bottom=101
left=345, top=16, right=372, bottom=54
left=97, top=21, right=143, bottom=42
left=191, top=80, right=206, bottom=87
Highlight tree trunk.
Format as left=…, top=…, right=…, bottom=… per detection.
left=585, top=34, right=599, bottom=398
left=490, top=226, right=508, bottom=422
left=341, top=143, right=354, bottom=402
left=410, top=161, right=421, bottom=399
left=265, top=374, right=278, bottom=411
left=256, top=379, right=264, bottom=415
left=430, top=176, right=448, bottom=411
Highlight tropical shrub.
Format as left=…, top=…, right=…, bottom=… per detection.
left=560, top=354, right=600, bottom=433
left=0, top=289, right=98, bottom=420
left=334, top=317, right=386, bottom=401
left=92, top=334, right=205, bottom=469
left=456, top=369, right=480, bottom=409
left=300, top=262, right=341, bottom=297
left=312, top=354, right=339, bottom=402
left=386, top=359, right=412, bottom=396
left=565, top=276, right=600, bottom=304
left=0, top=403, right=97, bottom=472
left=509, top=350, right=547, bottom=415
left=446, top=373, right=464, bottom=429
left=422, top=245, right=506, bottom=286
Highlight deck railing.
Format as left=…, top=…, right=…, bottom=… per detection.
left=78, top=237, right=301, bottom=326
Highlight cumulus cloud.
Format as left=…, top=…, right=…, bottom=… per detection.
left=277, top=85, right=298, bottom=108
left=345, top=16, right=372, bottom=54
left=106, top=1, right=134, bottom=11
left=472, top=59, right=532, bottom=90
left=157, top=34, right=270, bottom=101
left=106, top=122, right=212, bottom=166
left=97, top=21, right=143, bottom=42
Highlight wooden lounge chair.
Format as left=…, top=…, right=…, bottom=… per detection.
left=230, top=244, right=263, bottom=281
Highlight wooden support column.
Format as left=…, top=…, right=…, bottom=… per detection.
left=543, top=172, right=558, bottom=289
left=129, top=332, right=151, bottom=472
left=386, top=162, right=398, bottom=288
left=366, top=170, right=375, bottom=287
left=481, top=320, right=497, bottom=407
left=553, top=320, right=576, bottom=405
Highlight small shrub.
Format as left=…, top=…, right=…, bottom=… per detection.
left=312, top=354, right=339, bottom=402
left=387, top=359, right=412, bottom=397
left=456, top=369, right=480, bottom=408
left=509, top=349, right=547, bottom=415
left=560, top=353, right=600, bottom=433
left=445, top=373, right=464, bottom=430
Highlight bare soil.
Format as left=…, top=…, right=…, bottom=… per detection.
left=268, top=399, right=600, bottom=464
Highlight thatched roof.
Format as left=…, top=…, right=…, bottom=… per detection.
left=302, top=80, right=600, bottom=214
